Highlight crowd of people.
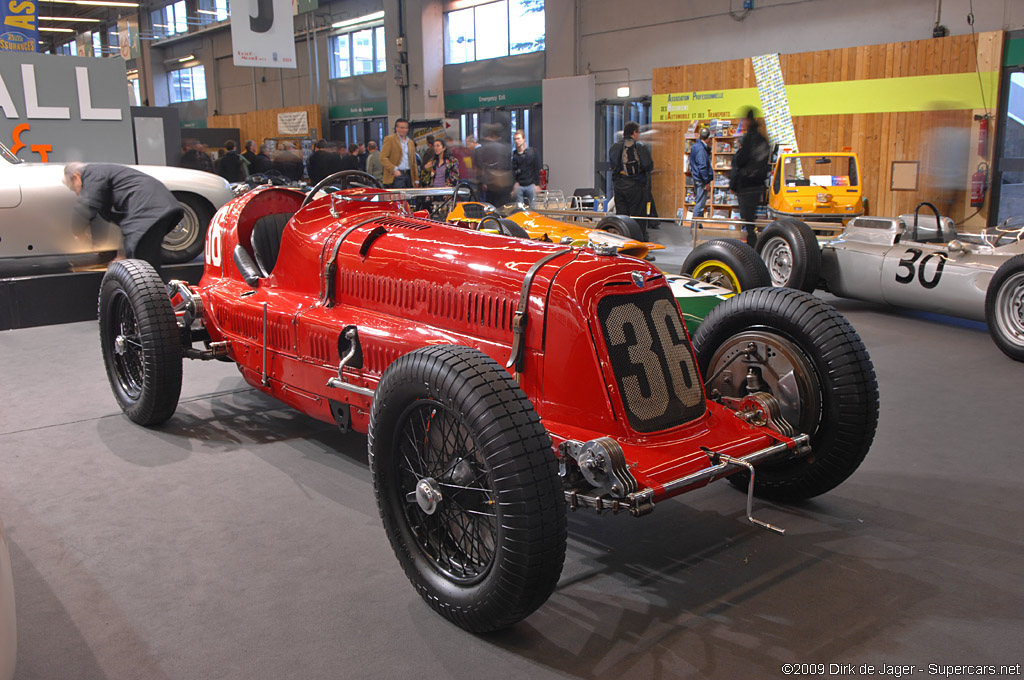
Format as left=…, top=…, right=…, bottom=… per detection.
left=176, top=120, right=546, bottom=210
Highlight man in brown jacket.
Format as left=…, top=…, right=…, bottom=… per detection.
left=380, top=118, right=418, bottom=188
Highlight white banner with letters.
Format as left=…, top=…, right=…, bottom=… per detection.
left=277, top=111, right=308, bottom=135
left=230, top=0, right=296, bottom=69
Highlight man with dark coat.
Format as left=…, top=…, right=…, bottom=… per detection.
left=730, top=109, right=772, bottom=246
left=608, top=121, right=653, bottom=220
left=473, top=123, right=513, bottom=206
left=63, top=162, right=184, bottom=279
left=215, top=140, right=249, bottom=183
left=251, top=144, right=274, bottom=175
left=689, top=127, right=713, bottom=224
left=242, top=140, right=259, bottom=167
left=306, top=139, right=334, bottom=185
left=179, top=139, right=214, bottom=174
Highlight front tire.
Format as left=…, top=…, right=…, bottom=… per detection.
left=756, top=218, right=821, bottom=292
left=163, top=193, right=213, bottom=264
left=692, top=288, right=878, bottom=501
left=597, top=214, right=644, bottom=241
left=98, top=259, right=183, bottom=425
left=985, top=254, right=1024, bottom=362
left=681, top=238, right=771, bottom=293
left=369, top=345, right=566, bottom=632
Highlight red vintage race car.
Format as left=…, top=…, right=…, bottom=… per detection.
left=97, top=170, right=879, bottom=633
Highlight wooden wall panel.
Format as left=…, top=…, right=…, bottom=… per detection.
left=652, top=32, right=1003, bottom=227
left=206, top=105, right=322, bottom=147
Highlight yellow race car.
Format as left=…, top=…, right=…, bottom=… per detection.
left=444, top=189, right=664, bottom=260
left=767, top=152, right=864, bottom=223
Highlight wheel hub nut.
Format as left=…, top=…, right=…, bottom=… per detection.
left=114, top=335, right=127, bottom=355
left=413, top=477, right=442, bottom=515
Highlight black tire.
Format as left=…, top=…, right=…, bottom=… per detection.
left=596, top=214, right=644, bottom=241
left=681, top=238, right=772, bottom=293
left=98, top=259, right=183, bottom=425
left=369, top=345, right=566, bottom=633
left=163, top=193, right=213, bottom=264
left=692, top=287, right=878, bottom=501
left=984, top=254, right=1024, bottom=362
left=755, top=217, right=821, bottom=292
left=478, top=214, right=529, bottom=239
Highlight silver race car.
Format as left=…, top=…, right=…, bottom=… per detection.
left=754, top=203, right=1024, bottom=362
left=0, top=141, right=234, bottom=275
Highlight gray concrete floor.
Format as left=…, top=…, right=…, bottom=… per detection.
left=1, top=224, right=1022, bottom=679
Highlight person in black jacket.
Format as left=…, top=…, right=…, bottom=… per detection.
left=250, top=144, right=274, bottom=175
left=63, top=162, right=184, bottom=278
left=608, top=121, right=653, bottom=219
left=730, top=108, right=772, bottom=246
left=215, top=140, right=249, bottom=183
left=511, top=129, right=541, bottom=208
left=271, top=142, right=304, bottom=182
left=306, top=139, right=334, bottom=185
left=179, top=139, right=214, bottom=174
left=242, top=139, right=259, bottom=167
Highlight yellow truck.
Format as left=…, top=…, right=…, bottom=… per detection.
left=768, top=152, right=864, bottom=223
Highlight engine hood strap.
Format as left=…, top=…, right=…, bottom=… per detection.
left=506, top=248, right=573, bottom=372
left=321, top=213, right=388, bottom=307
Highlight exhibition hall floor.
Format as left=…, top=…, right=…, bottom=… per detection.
left=1, top=231, right=1022, bottom=679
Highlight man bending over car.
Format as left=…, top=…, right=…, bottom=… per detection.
left=63, top=162, right=184, bottom=280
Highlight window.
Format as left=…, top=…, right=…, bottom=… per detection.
left=107, top=24, right=119, bottom=50
left=92, top=31, right=103, bottom=57
left=169, top=64, right=206, bottom=103
left=197, top=0, right=229, bottom=25
left=151, top=0, right=187, bottom=38
left=329, top=25, right=386, bottom=79
left=128, top=76, right=141, bottom=105
left=56, top=42, right=74, bottom=56
left=444, top=0, right=544, bottom=65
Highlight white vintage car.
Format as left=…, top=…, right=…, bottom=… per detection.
left=754, top=203, right=1024, bottom=362
left=0, top=141, right=234, bottom=275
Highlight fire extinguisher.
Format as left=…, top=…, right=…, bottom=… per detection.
left=971, top=162, right=988, bottom=207
left=976, top=114, right=989, bottom=158
left=539, top=164, right=549, bottom=190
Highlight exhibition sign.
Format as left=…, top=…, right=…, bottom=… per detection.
left=118, top=17, right=140, bottom=61
left=1, top=0, right=37, bottom=53
left=230, top=0, right=297, bottom=68
left=0, top=52, right=135, bottom=163
left=653, top=71, right=1000, bottom=123
left=277, top=111, right=308, bottom=135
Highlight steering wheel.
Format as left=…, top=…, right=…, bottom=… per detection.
left=300, top=170, right=384, bottom=209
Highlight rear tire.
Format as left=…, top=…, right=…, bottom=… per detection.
left=692, top=287, right=878, bottom=501
left=985, top=254, right=1024, bottom=362
left=681, top=238, right=771, bottom=293
left=369, top=345, right=566, bottom=632
left=98, top=259, right=182, bottom=425
left=756, top=218, right=821, bottom=292
left=597, top=215, right=644, bottom=241
left=163, top=192, right=213, bottom=264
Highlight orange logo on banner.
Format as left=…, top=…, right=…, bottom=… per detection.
left=10, top=123, right=53, bottom=161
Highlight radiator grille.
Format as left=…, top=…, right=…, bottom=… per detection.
left=597, top=287, right=706, bottom=432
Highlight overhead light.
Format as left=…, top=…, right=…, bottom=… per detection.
left=48, top=0, right=139, bottom=6
left=126, top=69, right=138, bottom=76
left=39, top=26, right=75, bottom=32
left=196, top=9, right=219, bottom=14
left=332, top=11, right=384, bottom=29
left=178, top=53, right=195, bottom=62
left=40, top=15, right=102, bottom=21
left=617, top=86, right=631, bottom=98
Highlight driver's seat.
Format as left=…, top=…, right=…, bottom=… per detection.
left=250, top=212, right=294, bottom=277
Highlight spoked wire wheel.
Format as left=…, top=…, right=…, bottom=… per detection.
left=370, top=345, right=566, bottom=632
left=395, top=400, right=497, bottom=585
left=107, top=289, right=146, bottom=400
left=98, top=260, right=182, bottom=425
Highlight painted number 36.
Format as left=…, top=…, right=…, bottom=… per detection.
left=604, top=298, right=702, bottom=421
left=895, top=247, right=946, bottom=289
